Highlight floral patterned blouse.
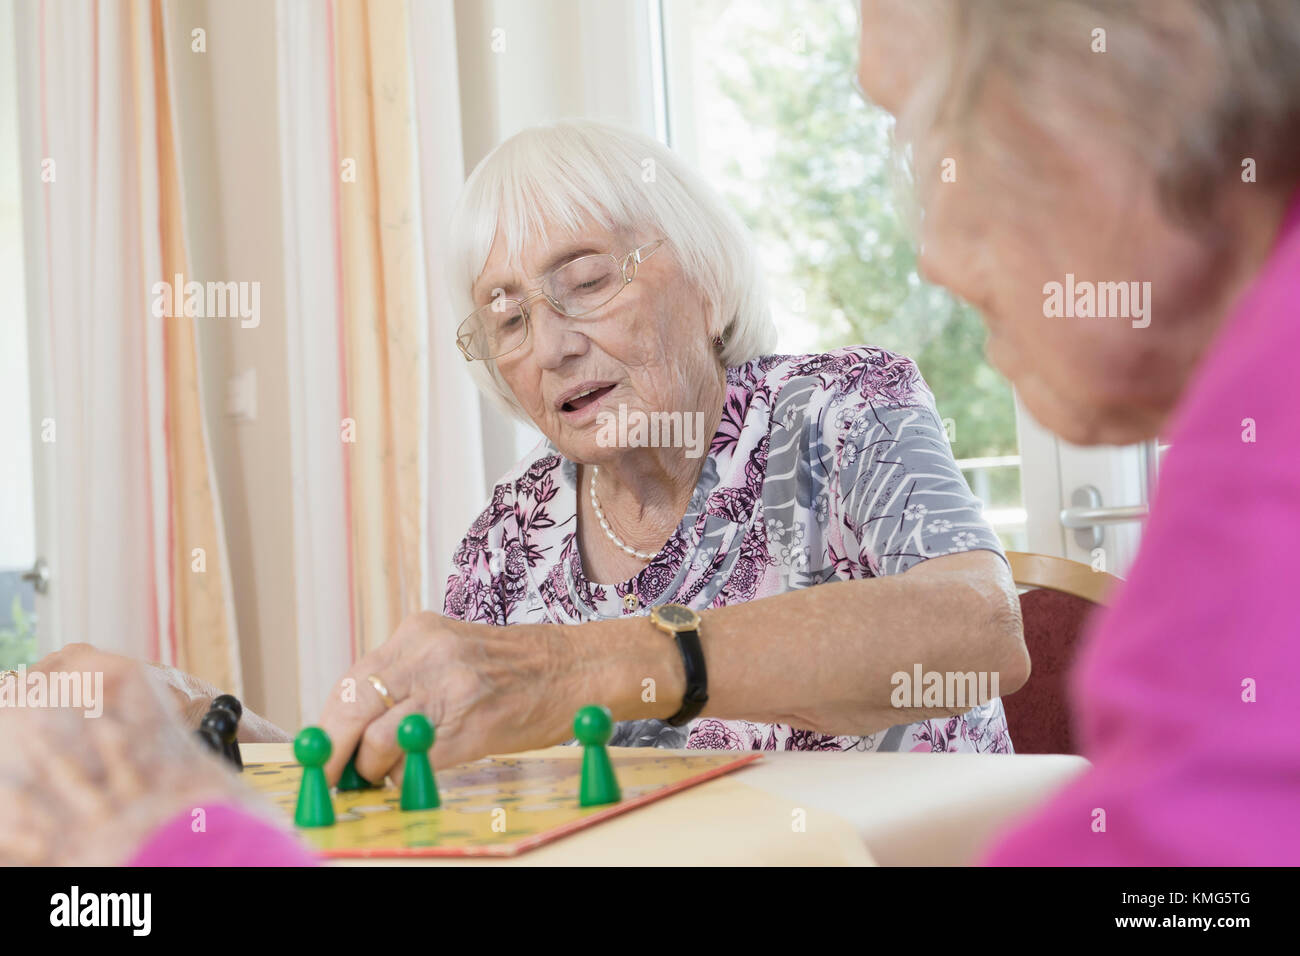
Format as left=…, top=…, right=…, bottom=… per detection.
left=444, top=346, right=1013, bottom=754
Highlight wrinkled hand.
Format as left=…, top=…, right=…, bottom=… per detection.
left=319, top=614, right=579, bottom=785
left=29, top=642, right=289, bottom=743
left=0, top=646, right=254, bottom=865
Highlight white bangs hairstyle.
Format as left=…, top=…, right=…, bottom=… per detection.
left=446, top=119, right=777, bottom=420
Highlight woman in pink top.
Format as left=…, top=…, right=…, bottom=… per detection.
left=856, top=0, right=1300, bottom=863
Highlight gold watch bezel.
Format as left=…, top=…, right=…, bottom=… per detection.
left=650, top=603, right=701, bottom=634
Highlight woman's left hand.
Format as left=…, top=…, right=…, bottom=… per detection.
left=317, top=613, right=581, bottom=785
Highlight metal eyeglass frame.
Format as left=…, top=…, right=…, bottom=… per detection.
left=456, top=238, right=668, bottom=362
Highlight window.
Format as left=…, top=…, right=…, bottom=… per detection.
left=661, top=0, right=1026, bottom=549
left=0, top=11, right=38, bottom=667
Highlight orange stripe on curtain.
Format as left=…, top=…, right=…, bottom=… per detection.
left=333, top=0, right=425, bottom=656
left=126, top=0, right=240, bottom=691
left=325, top=0, right=359, bottom=668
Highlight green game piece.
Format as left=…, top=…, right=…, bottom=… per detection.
left=293, top=727, right=335, bottom=828
left=397, top=714, right=440, bottom=811
left=574, top=705, right=621, bottom=807
left=337, top=749, right=380, bottom=791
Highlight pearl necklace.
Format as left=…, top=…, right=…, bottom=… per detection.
left=589, top=466, right=658, bottom=562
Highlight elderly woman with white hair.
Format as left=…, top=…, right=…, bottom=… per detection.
left=310, top=118, right=1029, bottom=778
left=0, top=113, right=1029, bottom=866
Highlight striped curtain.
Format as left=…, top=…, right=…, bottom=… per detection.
left=279, top=0, right=483, bottom=719
left=331, top=0, right=426, bottom=658
left=13, top=0, right=240, bottom=689
left=15, top=0, right=483, bottom=719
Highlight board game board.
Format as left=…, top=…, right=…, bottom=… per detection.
left=243, top=748, right=762, bottom=858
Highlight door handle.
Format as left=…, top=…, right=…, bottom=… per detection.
left=1059, top=504, right=1149, bottom=528
left=1059, top=486, right=1148, bottom=549
left=20, top=557, right=50, bottom=595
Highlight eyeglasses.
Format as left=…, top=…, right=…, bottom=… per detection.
left=456, top=238, right=668, bottom=362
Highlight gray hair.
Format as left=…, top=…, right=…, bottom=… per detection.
left=895, top=0, right=1300, bottom=229
left=446, top=119, right=777, bottom=420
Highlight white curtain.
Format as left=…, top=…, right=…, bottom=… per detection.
left=12, top=0, right=241, bottom=688
left=410, top=0, right=487, bottom=617
left=276, top=0, right=354, bottom=720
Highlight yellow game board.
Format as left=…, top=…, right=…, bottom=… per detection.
left=243, top=748, right=762, bottom=858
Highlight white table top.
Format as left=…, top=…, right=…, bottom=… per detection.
left=737, top=751, right=1090, bottom=865
left=242, top=743, right=1088, bottom=865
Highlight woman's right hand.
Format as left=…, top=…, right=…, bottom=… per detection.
left=11, top=642, right=291, bottom=743
left=0, top=646, right=258, bottom=865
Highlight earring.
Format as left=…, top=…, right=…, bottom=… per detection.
left=712, top=334, right=724, bottom=350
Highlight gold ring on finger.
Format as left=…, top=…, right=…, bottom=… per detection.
left=366, top=673, right=396, bottom=709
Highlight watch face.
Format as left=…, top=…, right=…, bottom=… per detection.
left=656, top=604, right=699, bottom=629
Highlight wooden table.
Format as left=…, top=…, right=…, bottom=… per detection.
left=243, top=743, right=1088, bottom=866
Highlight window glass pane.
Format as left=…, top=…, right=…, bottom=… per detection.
left=0, top=10, right=38, bottom=667
left=668, top=0, right=1025, bottom=549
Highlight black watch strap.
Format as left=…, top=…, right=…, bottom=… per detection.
left=666, top=627, right=709, bottom=727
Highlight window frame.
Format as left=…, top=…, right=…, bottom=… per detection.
left=656, top=0, right=1150, bottom=569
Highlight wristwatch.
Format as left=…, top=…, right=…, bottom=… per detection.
left=649, top=603, right=709, bottom=726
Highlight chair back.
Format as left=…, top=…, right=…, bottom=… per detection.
left=1003, top=552, right=1122, bottom=755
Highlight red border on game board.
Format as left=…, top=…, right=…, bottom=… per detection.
left=315, top=751, right=764, bottom=859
